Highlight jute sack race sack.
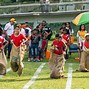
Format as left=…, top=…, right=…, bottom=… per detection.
left=49, top=53, right=65, bottom=79
left=10, top=45, right=20, bottom=72
left=18, top=44, right=25, bottom=76
left=10, top=44, right=25, bottom=76
left=79, top=51, right=89, bottom=71
left=0, top=50, right=7, bottom=75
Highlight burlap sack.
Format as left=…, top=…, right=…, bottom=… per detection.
left=79, top=51, right=89, bottom=71
left=10, top=44, right=25, bottom=76
left=18, top=44, right=25, bottom=76
left=10, top=45, right=20, bottom=72
left=0, top=50, right=7, bottom=75
left=49, top=53, right=65, bottom=79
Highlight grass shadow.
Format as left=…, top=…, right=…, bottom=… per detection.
left=0, top=78, right=30, bottom=82
left=73, top=76, right=89, bottom=78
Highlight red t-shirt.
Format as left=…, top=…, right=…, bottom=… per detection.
left=42, top=39, right=47, bottom=49
left=11, top=33, right=26, bottom=47
left=53, top=40, right=65, bottom=55
left=0, top=36, right=5, bottom=48
left=62, top=34, right=69, bottom=43
left=83, top=41, right=89, bottom=49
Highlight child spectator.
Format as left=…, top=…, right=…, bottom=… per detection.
left=39, top=34, right=47, bottom=60
left=10, top=26, right=27, bottom=76
left=59, top=27, right=64, bottom=35
left=49, top=34, right=67, bottom=79
left=0, top=27, right=8, bottom=75
left=61, top=29, right=69, bottom=45
left=77, top=24, right=87, bottom=60
left=30, top=29, right=40, bottom=62
left=61, top=29, right=69, bottom=59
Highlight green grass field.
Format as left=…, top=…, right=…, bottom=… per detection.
left=0, top=41, right=89, bottom=89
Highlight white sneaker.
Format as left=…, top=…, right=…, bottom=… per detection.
left=28, top=58, right=31, bottom=62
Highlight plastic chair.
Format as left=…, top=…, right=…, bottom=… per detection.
left=69, top=44, right=79, bottom=55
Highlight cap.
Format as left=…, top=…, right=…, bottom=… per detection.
left=10, top=18, right=16, bottom=23
left=85, top=33, right=89, bottom=37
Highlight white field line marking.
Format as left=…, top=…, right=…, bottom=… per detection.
left=0, top=68, right=11, bottom=78
left=23, top=63, right=46, bottom=89
left=66, top=63, right=73, bottom=89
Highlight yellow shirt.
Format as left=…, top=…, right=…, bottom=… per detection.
left=77, top=30, right=87, bottom=40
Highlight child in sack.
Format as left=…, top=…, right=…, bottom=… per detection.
left=79, top=33, right=89, bottom=72
left=10, top=26, right=27, bottom=76
left=49, top=34, right=67, bottom=79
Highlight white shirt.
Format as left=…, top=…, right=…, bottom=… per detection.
left=26, top=27, right=31, bottom=36
left=4, top=22, right=14, bottom=36
left=20, top=28, right=25, bottom=36
left=20, top=27, right=31, bottom=37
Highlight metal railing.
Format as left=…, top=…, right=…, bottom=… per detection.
left=0, top=1, right=89, bottom=14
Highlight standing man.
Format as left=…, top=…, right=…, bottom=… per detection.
left=40, top=0, right=50, bottom=12
left=4, top=18, right=16, bottom=58
left=41, top=20, right=52, bottom=51
left=24, top=22, right=32, bottom=38
left=42, top=20, right=52, bottom=41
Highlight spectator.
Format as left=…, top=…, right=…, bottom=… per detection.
left=24, top=22, right=31, bottom=38
left=20, top=24, right=26, bottom=36
left=4, top=18, right=16, bottom=58
left=41, top=20, right=52, bottom=51
left=61, top=29, right=69, bottom=45
left=61, top=28, right=69, bottom=59
left=65, top=22, right=74, bottom=36
left=29, top=29, right=40, bottom=62
left=42, top=20, right=52, bottom=40
left=39, top=34, right=47, bottom=60
left=40, top=0, right=50, bottom=12
left=77, top=24, right=87, bottom=60
left=65, top=22, right=74, bottom=44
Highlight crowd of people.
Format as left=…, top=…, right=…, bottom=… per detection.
left=0, top=18, right=89, bottom=78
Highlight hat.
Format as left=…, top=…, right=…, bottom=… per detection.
left=10, top=18, right=16, bottom=23
left=85, top=33, right=89, bottom=37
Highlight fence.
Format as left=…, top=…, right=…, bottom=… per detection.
left=0, top=1, right=89, bottom=14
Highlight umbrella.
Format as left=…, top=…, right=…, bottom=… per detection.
left=72, top=12, right=89, bottom=25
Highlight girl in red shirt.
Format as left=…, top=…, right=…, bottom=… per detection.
left=49, top=34, right=67, bottom=79
left=10, top=26, right=26, bottom=76
left=61, top=29, right=70, bottom=59
left=61, top=29, right=69, bottom=45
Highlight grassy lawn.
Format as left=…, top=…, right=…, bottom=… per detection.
left=0, top=62, right=42, bottom=89
left=29, top=63, right=67, bottom=89
left=72, top=64, right=89, bottom=89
